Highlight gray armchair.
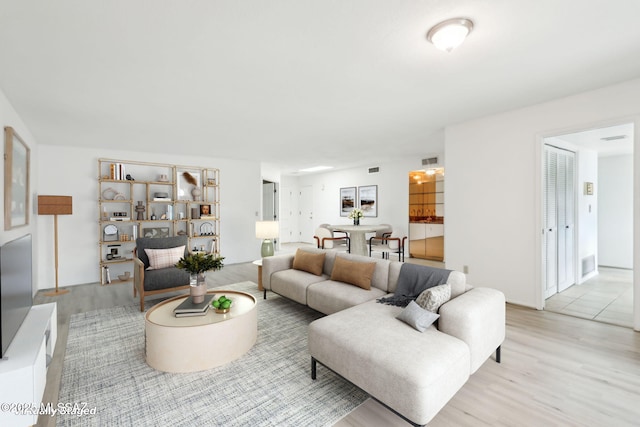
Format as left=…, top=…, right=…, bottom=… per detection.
left=133, top=235, right=190, bottom=311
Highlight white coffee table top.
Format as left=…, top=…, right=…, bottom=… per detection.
left=146, top=290, right=256, bottom=327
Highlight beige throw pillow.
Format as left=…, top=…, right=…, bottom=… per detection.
left=330, top=257, right=376, bottom=290
left=144, top=246, right=185, bottom=270
left=292, top=249, right=326, bottom=276
left=416, top=284, right=451, bottom=313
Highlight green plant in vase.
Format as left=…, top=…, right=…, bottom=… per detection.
left=348, top=208, right=364, bottom=225
left=175, top=252, right=224, bottom=303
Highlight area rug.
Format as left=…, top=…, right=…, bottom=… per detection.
left=57, top=281, right=368, bottom=426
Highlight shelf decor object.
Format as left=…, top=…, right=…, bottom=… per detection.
left=256, top=221, right=279, bottom=257
left=4, top=127, right=30, bottom=230
left=38, top=195, right=73, bottom=296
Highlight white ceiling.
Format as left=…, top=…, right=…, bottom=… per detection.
left=1, top=1, right=640, bottom=174
left=554, top=123, right=635, bottom=157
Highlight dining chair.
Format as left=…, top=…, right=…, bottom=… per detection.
left=368, top=233, right=406, bottom=262
left=319, top=223, right=348, bottom=239
left=314, top=227, right=350, bottom=252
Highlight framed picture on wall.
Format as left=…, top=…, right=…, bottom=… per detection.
left=340, top=187, right=356, bottom=216
left=4, top=127, right=30, bottom=230
left=358, top=185, right=378, bottom=217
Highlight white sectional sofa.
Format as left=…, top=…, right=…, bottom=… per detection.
left=262, top=247, right=505, bottom=426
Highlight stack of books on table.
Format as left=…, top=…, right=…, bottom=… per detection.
left=173, top=295, right=214, bottom=317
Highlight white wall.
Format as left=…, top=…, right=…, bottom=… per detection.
left=576, top=149, right=599, bottom=281
left=445, top=77, right=640, bottom=331
left=0, top=89, right=40, bottom=296
left=599, top=154, right=634, bottom=268
left=293, top=157, right=431, bottom=244
left=36, top=145, right=262, bottom=290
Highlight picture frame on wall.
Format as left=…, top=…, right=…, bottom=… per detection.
left=4, top=127, right=30, bottom=230
left=358, top=185, right=378, bottom=217
left=340, top=187, right=357, bottom=216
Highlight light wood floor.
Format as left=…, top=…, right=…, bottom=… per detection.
left=34, top=260, right=640, bottom=427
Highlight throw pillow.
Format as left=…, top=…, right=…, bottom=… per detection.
left=396, top=301, right=440, bottom=332
left=416, top=284, right=451, bottom=313
left=144, top=246, right=186, bottom=270
left=330, top=256, right=376, bottom=290
left=292, top=249, right=326, bottom=276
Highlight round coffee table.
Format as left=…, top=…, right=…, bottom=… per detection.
left=145, top=289, right=257, bottom=373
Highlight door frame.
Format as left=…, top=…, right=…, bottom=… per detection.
left=534, top=116, right=640, bottom=332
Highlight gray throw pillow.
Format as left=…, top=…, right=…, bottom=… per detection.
left=416, top=284, right=451, bottom=313
left=396, top=301, right=440, bottom=332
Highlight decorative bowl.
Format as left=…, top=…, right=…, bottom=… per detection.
left=118, top=272, right=131, bottom=281
left=211, top=295, right=232, bottom=313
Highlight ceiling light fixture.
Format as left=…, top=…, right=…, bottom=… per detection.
left=427, top=18, right=474, bottom=52
left=298, top=165, right=333, bottom=173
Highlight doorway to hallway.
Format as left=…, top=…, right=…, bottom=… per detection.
left=542, top=123, right=634, bottom=328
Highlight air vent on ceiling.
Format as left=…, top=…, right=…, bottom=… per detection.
left=601, top=135, right=627, bottom=141
left=368, top=167, right=380, bottom=174
left=422, top=156, right=439, bottom=166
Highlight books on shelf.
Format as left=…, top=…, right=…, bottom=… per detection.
left=110, top=217, right=130, bottom=221
left=153, top=197, right=171, bottom=202
left=109, top=163, right=127, bottom=180
left=174, top=294, right=214, bottom=317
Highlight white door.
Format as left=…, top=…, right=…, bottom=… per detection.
left=558, top=152, right=575, bottom=291
left=262, top=182, right=276, bottom=221
left=544, top=145, right=576, bottom=298
left=299, top=185, right=314, bottom=243
left=279, top=187, right=294, bottom=243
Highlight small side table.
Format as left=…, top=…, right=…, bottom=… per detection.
left=252, top=259, right=263, bottom=291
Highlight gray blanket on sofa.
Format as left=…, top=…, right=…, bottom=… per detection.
left=377, top=263, right=452, bottom=307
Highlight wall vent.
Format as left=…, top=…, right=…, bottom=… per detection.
left=582, top=255, right=596, bottom=277
left=368, top=167, right=380, bottom=174
left=422, top=156, right=439, bottom=166
left=600, top=135, right=627, bottom=141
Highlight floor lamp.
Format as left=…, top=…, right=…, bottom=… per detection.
left=38, top=195, right=73, bottom=296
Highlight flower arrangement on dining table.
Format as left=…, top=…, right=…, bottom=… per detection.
left=348, top=208, right=364, bottom=225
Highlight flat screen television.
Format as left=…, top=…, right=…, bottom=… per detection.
left=0, top=234, right=33, bottom=358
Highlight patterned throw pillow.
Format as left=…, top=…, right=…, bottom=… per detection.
left=416, top=284, right=451, bottom=313
left=144, top=246, right=185, bottom=270
left=396, top=301, right=440, bottom=332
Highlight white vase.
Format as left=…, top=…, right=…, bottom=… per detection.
left=191, top=186, right=202, bottom=201
left=189, top=273, right=207, bottom=303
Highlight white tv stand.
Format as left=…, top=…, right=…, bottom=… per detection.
left=0, top=303, right=57, bottom=427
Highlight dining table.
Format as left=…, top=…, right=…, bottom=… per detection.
left=327, top=224, right=388, bottom=256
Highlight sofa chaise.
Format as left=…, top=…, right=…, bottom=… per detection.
left=262, top=247, right=505, bottom=426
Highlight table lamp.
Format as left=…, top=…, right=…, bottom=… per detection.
left=256, top=221, right=279, bottom=257
left=38, top=195, right=73, bottom=296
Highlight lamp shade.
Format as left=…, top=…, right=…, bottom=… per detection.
left=38, top=195, right=72, bottom=215
left=255, top=221, right=279, bottom=239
